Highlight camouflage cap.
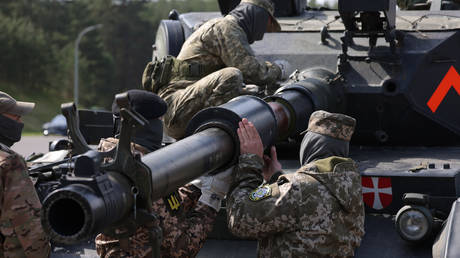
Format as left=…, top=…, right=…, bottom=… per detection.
left=304, top=110, right=356, bottom=141
left=0, top=91, right=35, bottom=116
left=241, top=0, right=281, bottom=32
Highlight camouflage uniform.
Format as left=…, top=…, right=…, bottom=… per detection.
left=95, top=138, right=217, bottom=258
left=227, top=111, right=365, bottom=257
left=144, top=6, right=281, bottom=139
left=0, top=144, right=50, bottom=258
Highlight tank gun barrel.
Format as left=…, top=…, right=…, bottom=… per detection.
left=143, top=128, right=235, bottom=198
left=146, top=67, right=345, bottom=198
left=41, top=171, right=133, bottom=244
left=41, top=68, right=343, bottom=244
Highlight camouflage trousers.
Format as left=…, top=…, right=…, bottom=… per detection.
left=163, top=67, right=243, bottom=139
left=95, top=224, right=158, bottom=258
left=95, top=184, right=217, bottom=258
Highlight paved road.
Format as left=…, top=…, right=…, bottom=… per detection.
left=11, top=135, right=63, bottom=157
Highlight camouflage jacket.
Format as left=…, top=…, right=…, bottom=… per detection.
left=227, top=154, right=365, bottom=258
left=0, top=144, right=50, bottom=258
left=159, top=15, right=281, bottom=98
left=95, top=138, right=217, bottom=258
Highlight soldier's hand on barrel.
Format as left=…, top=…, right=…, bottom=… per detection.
left=237, top=118, right=263, bottom=159
left=262, top=146, right=282, bottom=181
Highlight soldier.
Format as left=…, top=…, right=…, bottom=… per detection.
left=227, top=111, right=365, bottom=257
left=95, top=89, right=232, bottom=258
left=142, top=0, right=290, bottom=139
left=0, top=91, right=51, bottom=257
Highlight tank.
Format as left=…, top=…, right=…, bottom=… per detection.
left=31, top=0, right=460, bottom=257
left=152, top=0, right=460, bottom=257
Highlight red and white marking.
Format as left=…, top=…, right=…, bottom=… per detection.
left=362, top=176, right=392, bottom=210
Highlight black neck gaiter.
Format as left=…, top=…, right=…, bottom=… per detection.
left=299, top=131, right=349, bottom=166
left=0, top=114, right=24, bottom=147
left=229, top=3, right=269, bottom=44
left=132, top=118, right=163, bottom=152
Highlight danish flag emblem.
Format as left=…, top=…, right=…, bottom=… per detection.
left=362, top=176, right=392, bottom=210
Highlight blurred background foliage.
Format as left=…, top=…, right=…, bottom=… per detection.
left=0, top=0, right=218, bottom=131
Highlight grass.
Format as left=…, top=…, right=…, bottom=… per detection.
left=23, top=92, right=70, bottom=133
left=23, top=101, right=64, bottom=133
left=22, top=131, right=44, bottom=136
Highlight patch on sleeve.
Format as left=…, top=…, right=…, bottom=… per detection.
left=164, top=191, right=181, bottom=215
left=249, top=185, right=272, bottom=201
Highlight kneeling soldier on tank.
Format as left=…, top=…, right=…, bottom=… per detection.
left=142, top=0, right=290, bottom=139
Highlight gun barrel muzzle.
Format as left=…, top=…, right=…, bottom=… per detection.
left=41, top=173, right=133, bottom=244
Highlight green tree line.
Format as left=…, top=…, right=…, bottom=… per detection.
left=0, top=0, right=218, bottom=131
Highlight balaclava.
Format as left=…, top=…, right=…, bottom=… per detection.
left=229, top=3, right=269, bottom=44
left=0, top=114, right=24, bottom=147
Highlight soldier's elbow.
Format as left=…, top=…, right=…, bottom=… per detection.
left=227, top=213, right=260, bottom=238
